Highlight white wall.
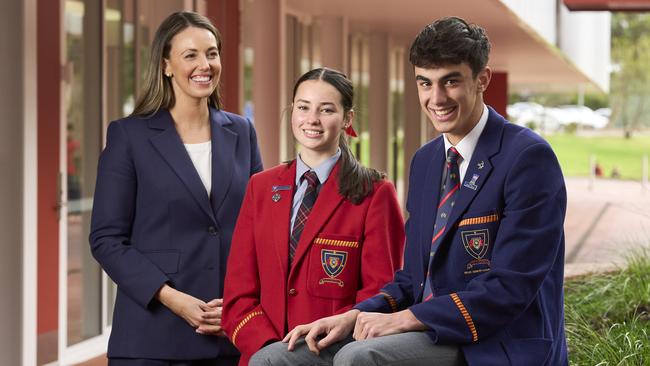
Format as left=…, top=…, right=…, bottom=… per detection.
left=559, top=4, right=611, bottom=92
left=501, top=0, right=611, bottom=93
left=500, top=0, right=558, bottom=45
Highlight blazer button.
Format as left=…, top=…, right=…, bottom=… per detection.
left=420, top=282, right=424, bottom=287
left=207, top=226, right=218, bottom=235
left=288, top=288, right=297, bottom=296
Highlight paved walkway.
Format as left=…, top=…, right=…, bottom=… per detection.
left=564, top=177, right=650, bottom=277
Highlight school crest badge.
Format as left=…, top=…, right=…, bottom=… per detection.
left=461, top=229, right=491, bottom=276
left=461, top=229, right=489, bottom=259
left=319, top=249, right=347, bottom=287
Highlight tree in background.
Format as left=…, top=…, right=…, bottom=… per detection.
left=610, top=12, right=650, bottom=138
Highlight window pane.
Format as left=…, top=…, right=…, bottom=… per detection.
left=64, top=0, right=103, bottom=346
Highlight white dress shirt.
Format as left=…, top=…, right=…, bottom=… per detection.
left=443, top=104, right=489, bottom=183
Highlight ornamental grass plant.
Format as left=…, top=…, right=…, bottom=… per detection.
left=565, top=249, right=650, bottom=365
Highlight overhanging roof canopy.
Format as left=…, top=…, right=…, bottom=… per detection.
left=564, top=0, right=650, bottom=11
left=289, top=0, right=603, bottom=92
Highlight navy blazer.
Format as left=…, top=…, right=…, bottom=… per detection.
left=89, top=107, right=263, bottom=360
left=357, top=107, right=568, bottom=365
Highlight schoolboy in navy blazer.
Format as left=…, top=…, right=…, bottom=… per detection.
left=353, top=106, right=568, bottom=365
left=90, top=107, right=262, bottom=360
left=283, top=17, right=568, bottom=366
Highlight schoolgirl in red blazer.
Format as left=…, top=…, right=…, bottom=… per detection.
left=222, top=68, right=405, bottom=365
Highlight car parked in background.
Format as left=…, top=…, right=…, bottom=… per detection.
left=507, top=102, right=609, bottom=132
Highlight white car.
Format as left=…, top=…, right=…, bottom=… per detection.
left=553, top=105, right=609, bottom=129
left=507, top=103, right=609, bottom=131
left=595, top=107, right=611, bottom=119
left=507, top=102, right=562, bottom=132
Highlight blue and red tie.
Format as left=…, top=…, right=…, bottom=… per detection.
left=422, top=146, right=462, bottom=302
left=289, top=170, right=319, bottom=264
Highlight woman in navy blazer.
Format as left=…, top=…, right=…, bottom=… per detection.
left=89, top=11, right=262, bottom=365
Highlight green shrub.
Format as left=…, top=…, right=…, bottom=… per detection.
left=565, top=249, right=650, bottom=365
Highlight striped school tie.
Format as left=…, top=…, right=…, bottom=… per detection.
left=289, top=170, right=319, bottom=264
left=422, top=146, right=462, bottom=301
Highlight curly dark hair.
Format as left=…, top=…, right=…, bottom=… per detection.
left=409, top=16, right=490, bottom=77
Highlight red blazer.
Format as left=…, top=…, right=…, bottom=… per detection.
left=223, top=161, right=405, bottom=365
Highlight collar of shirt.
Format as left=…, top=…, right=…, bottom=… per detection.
left=295, top=148, right=342, bottom=186
left=290, top=149, right=342, bottom=233
left=443, top=104, right=489, bottom=182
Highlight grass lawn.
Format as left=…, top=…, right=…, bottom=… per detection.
left=565, top=250, right=650, bottom=365
left=543, top=134, right=650, bottom=180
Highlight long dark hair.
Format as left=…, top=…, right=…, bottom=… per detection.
left=292, top=68, right=385, bottom=204
left=131, top=11, right=223, bottom=117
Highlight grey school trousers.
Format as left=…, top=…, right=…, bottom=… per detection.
left=249, top=332, right=466, bottom=366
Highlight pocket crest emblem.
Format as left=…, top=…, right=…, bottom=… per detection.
left=461, top=229, right=491, bottom=275
left=319, top=249, right=347, bottom=287
left=461, top=229, right=489, bottom=259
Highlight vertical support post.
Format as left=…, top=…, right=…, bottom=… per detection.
left=251, top=0, right=281, bottom=166
left=589, top=154, right=596, bottom=191
left=368, top=33, right=388, bottom=172
left=642, top=154, right=648, bottom=193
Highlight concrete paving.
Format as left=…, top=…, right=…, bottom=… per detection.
left=564, top=177, right=650, bottom=277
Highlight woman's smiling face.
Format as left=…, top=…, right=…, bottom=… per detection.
left=164, top=26, right=221, bottom=105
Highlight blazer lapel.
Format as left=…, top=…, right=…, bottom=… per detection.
left=289, top=163, right=344, bottom=276
left=444, top=151, right=493, bottom=233
left=419, top=140, right=445, bottom=270
left=271, top=163, right=296, bottom=280
left=440, top=108, right=504, bottom=244
left=209, top=109, right=237, bottom=217
left=148, top=109, right=217, bottom=224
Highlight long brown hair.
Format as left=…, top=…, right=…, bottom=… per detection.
left=131, top=11, right=223, bottom=117
left=292, top=68, right=385, bottom=204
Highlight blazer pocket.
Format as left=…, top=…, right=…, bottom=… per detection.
left=456, top=209, right=499, bottom=282
left=457, top=209, right=500, bottom=228
left=307, top=234, right=360, bottom=300
left=144, top=250, right=180, bottom=274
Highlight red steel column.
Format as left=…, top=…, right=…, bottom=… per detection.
left=484, top=71, right=508, bottom=117
left=207, top=0, right=241, bottom=113
left=37, top=0, right=60, bottom=339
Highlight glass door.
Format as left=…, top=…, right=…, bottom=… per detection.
left=59, top=0, right=105, bottom=363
